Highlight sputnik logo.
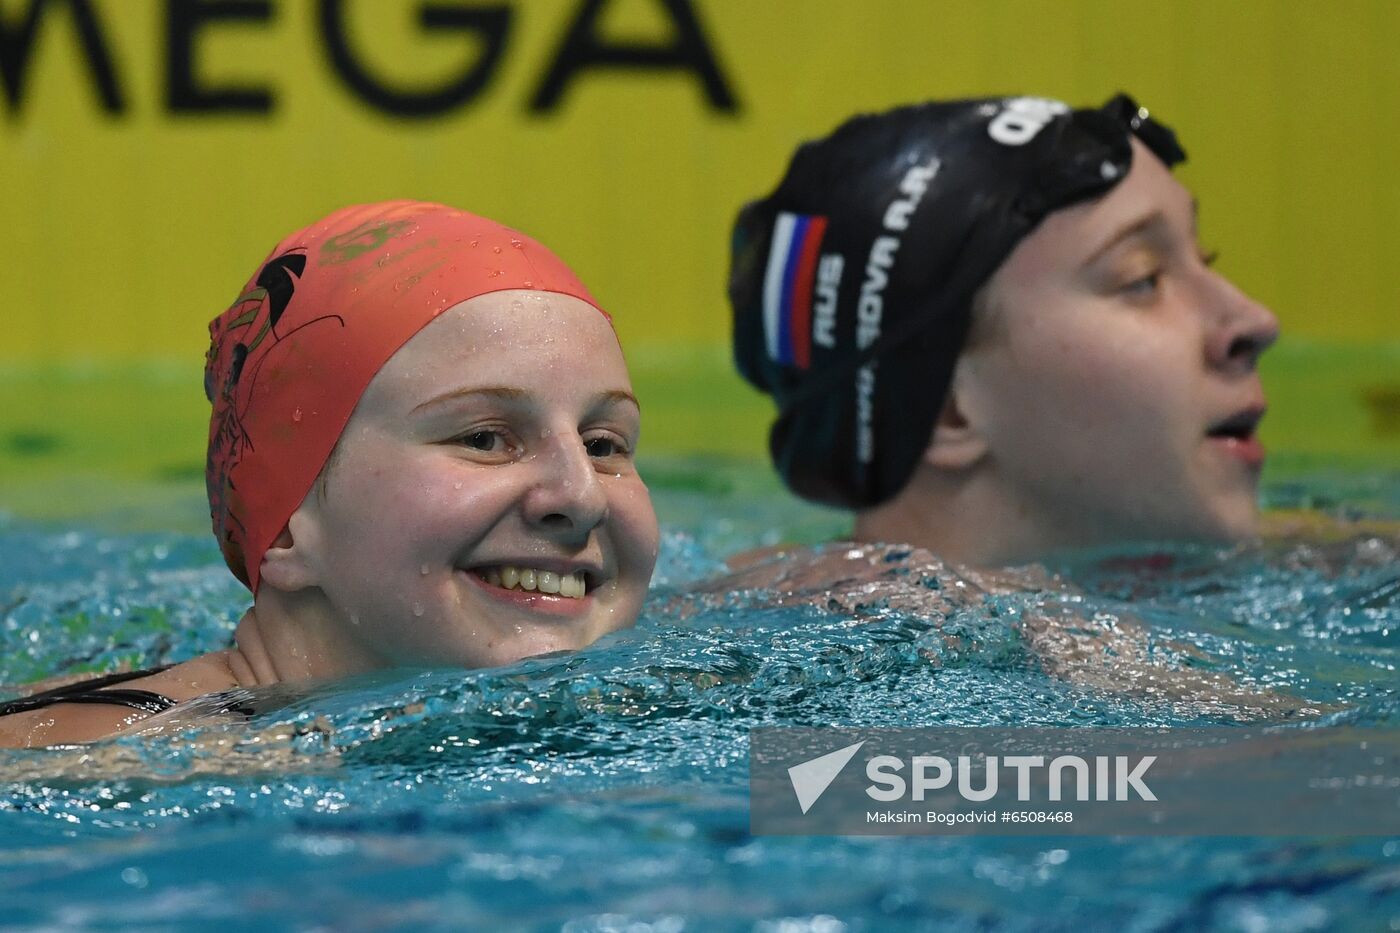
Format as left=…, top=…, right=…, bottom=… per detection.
left=788, top=741, right=865, bottom=814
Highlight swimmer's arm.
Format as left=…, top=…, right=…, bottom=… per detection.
left=0, top=716, right=339, bottom=782
left=1021, top=605, right=1324, bottom=719
left=0, top=703, right=161, bottom=748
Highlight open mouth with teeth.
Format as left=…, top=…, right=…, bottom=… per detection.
left=474, top=566, right=590, bottom=599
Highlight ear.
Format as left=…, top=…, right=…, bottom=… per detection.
left=257, top=510, right=321, bottom=593
left=922, top=380, right=989, bottom=472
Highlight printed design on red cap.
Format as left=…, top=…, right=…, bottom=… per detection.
left=762, top=212, right=830, bottom=370
left=319, top=218, right=416, bottom=265
left=204, top=248, right=344, bottom=580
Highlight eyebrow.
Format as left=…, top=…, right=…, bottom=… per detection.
left=411, top=385, right=640, bottom=415
left=1081, top=199, right=1200, bottom=268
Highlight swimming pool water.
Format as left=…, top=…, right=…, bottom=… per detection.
left=1, top=462, right=1397, bottom=931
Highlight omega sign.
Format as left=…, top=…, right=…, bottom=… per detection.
left=0, top=0, right=739, bottom=118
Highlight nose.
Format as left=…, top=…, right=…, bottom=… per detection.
left=522, top=434, right=609, bottom=543
left=1204, top=274, right=1280, bottom=376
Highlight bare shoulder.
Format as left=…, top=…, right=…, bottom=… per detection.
left=954, top=563, right=1064, bottom=596
left=724, top=544, right=788, bottom=573
left=703, top=541, right=989, bottom=615
left=0, top=654, right=240, bottom=749
left=134, top=653, right=242, bottom=703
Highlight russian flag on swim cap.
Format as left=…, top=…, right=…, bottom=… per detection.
left=762, top=212, right=828, bottom=369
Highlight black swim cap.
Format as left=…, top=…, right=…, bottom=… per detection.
left=730, top=93, right=1185, bottom=508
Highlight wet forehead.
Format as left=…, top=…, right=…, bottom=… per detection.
left=361, top=291, right=628, bottom=412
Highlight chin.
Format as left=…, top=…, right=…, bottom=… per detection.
left=1195, top=497, right=1262, bottom=544
left=483, top=635, right=584, bottom=669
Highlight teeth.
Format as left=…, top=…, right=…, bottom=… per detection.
left=479, top=565, right=587, bottom=599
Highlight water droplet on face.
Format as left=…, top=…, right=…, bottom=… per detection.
left=412, top=603, right=425, bottom=617
left=292, top=408, right=302, bottom=422
left=488, top=269, right=502, bottom=277
left=453, top=481, right=463, bottom=490
left=420, top=564, right=430, bottom=576
left=510, top=238, right=523, bottom=249
left=469, top=239, right=478, bottom=248
left=540, top=427, right=552, bottom=438
left=522, top=280, right=533, bottom=288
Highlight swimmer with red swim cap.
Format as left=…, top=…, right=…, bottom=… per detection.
left=0, top=201, right=659, bottom=747
left=729, top=94, right=1279, bottom=572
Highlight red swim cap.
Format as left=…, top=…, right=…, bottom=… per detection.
left=204, top=200, right=603, bottom=593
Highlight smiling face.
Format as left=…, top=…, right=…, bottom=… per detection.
left=951, top=137, right=1280, bottom=556
left=282, top=290, right=659, bottom=671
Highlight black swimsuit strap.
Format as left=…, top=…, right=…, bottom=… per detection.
left=10, top=688, right=177, bottom=715
left=0, top=666, right=176, bottom=717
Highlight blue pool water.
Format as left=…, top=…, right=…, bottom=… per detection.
left=1, top=462, right=1397, bottom=931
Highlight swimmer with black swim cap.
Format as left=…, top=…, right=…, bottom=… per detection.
left=731, top=94, right=1279, bottom=568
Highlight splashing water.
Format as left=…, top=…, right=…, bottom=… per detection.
left=0, top=463, right=1397, bottom=930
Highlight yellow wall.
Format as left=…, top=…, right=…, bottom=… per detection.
left=3, top=0, right=1398, bottom=363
